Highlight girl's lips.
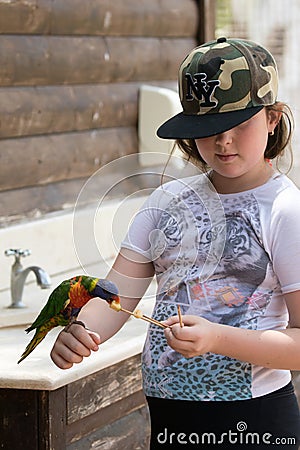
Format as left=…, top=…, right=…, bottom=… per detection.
left=216, top=154, right=237, bottom=162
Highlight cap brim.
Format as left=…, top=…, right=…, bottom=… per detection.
left=157, top=106, right=264, bottom=139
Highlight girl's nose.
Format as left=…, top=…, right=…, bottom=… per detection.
left=215, top=130, right=233, bottom=146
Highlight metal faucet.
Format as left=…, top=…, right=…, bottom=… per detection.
left=5, top=249, right=51, bottom=308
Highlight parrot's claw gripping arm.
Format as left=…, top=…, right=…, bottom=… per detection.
left=63, top=320, right=92, bottom=333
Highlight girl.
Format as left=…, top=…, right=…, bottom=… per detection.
left=51, top=38, right=300, bottom=448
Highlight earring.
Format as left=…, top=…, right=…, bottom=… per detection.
left=269, top=130, right=274, bottom=136
left=265, top=158, right=272, bottom=167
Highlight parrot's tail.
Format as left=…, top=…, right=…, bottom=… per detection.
left=18, top=327, right=48, bottom=364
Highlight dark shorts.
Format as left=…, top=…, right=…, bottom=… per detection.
left=146, top=382, right=300, bottom=449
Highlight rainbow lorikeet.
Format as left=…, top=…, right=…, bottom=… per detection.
left=18, top=276, right=119, bottom=364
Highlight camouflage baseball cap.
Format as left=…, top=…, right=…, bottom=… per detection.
left=157, top=37, right=278, bottom=139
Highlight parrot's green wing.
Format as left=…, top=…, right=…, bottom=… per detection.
left=26, top=278, right=73, bottom=332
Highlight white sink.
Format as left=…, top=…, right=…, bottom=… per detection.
left=0, top=196, right=147, bottom=328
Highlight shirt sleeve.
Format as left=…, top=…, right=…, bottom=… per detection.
left=121, top=185, right=172, bottom=259
left=269, top=185, right=300, bottom=294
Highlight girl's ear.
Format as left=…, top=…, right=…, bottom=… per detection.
left=267, top=106, right=282, bottom=133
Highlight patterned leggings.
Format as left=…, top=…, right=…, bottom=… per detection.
left=147, top=382, right=300, bottom=449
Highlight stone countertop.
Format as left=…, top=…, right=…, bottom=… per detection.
left=0, top=308, right=152, bottom=391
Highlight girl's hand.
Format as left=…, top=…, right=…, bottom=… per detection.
left=164, top=315, right=220, bottom=358
left=50, top=323, right=101, bottom=369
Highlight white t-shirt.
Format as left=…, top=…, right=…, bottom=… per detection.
left=121, top=172, right=300, bottom=401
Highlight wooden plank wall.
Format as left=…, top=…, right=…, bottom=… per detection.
left=0, top=0, right=200, bottom=224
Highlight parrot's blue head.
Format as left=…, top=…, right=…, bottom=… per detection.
left=92, top=279, right=120, bottom=304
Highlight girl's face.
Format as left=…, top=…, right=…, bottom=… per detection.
left=195, top=108, right=281, bottom=193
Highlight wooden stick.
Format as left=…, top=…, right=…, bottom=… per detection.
left=109, top=301, right=168, bottom=329
left=140, top=313, right=168, bottom=329
left=177, top=305, right=184, bottom=328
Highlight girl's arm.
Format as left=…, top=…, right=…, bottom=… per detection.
left=50, top=248, right=154, bottom=369
left=164, top=290, right=300, bottom=371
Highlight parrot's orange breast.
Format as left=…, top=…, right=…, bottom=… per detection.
left=68, top=278, right=93, bottom=307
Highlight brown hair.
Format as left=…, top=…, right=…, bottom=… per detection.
left=175, top=102, right=294, bottom=172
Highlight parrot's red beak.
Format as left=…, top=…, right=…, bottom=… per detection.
left=107, top=294, right=122, bottom=312
left=110, top=294, right=120, bottom=304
